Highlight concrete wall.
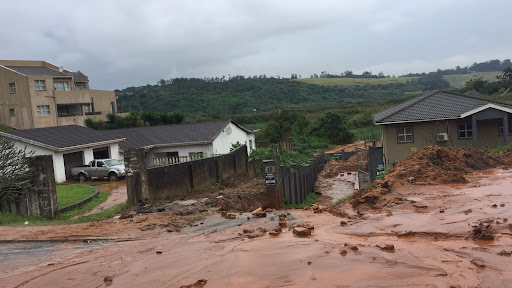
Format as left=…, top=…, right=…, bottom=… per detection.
left=381, top=117, right=509, bottom=164
left=212, top=122, right=256, bottom=155
left=0, top=66, right=33, bottom=129
left=0, top=155, right=58, bottom=218
left=126, top=145, right=250, bottom=202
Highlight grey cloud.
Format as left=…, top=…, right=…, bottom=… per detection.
left=0, top=0, right=511, bottom=90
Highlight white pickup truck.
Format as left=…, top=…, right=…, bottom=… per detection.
left=70, top=159, right=127, bottom=182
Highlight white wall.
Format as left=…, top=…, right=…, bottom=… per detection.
left=12, top=141, right=67, bottom=183
left=13, top=140, right=122, bottom=183
left=212, top=122, right=256, bottom=155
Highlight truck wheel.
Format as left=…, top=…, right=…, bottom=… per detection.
left=108, top=172, right=119, bottom=181
left=78, top=173, right=87, bottom=182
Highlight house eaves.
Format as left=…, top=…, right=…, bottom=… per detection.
left=0, top=132, right=125, bottom=152
left=0, top=65, right=27, bottom=76
left=460, top=104, right=512, bottom=118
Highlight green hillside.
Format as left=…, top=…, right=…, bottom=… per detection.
left=443, top=71, right=502, bottom=88
left=295, top=76, right=419, bottom=87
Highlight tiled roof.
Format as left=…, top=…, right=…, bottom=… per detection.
left=4, top=66, right=71, bottom=77
left=111, top=121, right=252, bottom=150
left=1, top=125, right=124, bottom=151
left=73, top=71, right=89, bottom=82
left=373, top=90, right=512, bottom=124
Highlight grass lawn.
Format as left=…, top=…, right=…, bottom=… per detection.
left=56, top=184, right=96, bottom=208
left=294, top=76, right=418, bottom=87
left=0, top=124, right=13, bottom=131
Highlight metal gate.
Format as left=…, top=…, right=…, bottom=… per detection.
left=355, top=143, right=370, bottom=189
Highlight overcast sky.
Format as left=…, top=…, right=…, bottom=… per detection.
left=1, top=0, right=511, bottom=90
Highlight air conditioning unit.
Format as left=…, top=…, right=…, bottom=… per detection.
left=437, top=133, right=448, bottom=142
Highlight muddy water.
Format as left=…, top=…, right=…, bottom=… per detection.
left=317, top=172, right=358, bottom=203
left=2, top=169, right=512, bottom=287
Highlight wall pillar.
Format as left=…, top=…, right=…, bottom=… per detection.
left=472, top=115, right=478, bottom=148
left=28, top=155, right=58, bottom=219
left=504, top=114, right=509, bottom=145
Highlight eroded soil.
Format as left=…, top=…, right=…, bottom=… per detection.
left=1, top=169, right=512, bottom=287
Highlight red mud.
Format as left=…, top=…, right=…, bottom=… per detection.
left=2, top=162, right=512, bottom=287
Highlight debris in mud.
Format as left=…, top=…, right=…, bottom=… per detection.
left=220, top=211, right=228, bottom=217
left=340, top=221, right=348, bottom=226
left=243, top=227, right=268, bottom=239
left=119, top=213, right=134, bottom=220
left=491, top=204, right=498, bottom=208
left=307, top=261, right=312, bottom=265
left=471, top=222, right=495, bottom=241
left=497, top=250, right=512, bottom=256
left=140, top=224, right=157, bottom=231
left=104, top=275, right=113, bottom=286
left=345, top=243, right=359, bottom=251
left=243, top=228, right=254, bottom=234
left=407, top=177, right=416, bottom=183
left=226, top=213, right=236, bottom=219
left=156, top=251, right=163, bottom=254
left=463, top=209, right=472, bottom=215
left=293, top=227, right=312, bottom=237
left=376, top=243, right=395, bottom=252
left=180, top=279, right=208, bottom=288
left=470, top=259, right=486, bottom=268
left=252, top=207, right=267, bottom=218
left=269, top=231, right=280, bottom=237
left=339, top=249, right=348, bottom=256
left=500, top=203, right=505, bottom=207
left=413, top=203, right=428, bottom=209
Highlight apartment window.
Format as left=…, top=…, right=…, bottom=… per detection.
left=53, top=81, right=70, bottom=91
left=37, top=105, right=50, bottom=116
left=84, top=104, right=91, bottom=113
left=498, top=118, right=512, bottom=135
left=9, top=82, right=16, bottom=94
left=9, top=109, right=15, bottom=116
left=34, top=80, right=46, bottom=91
left=397, top=127, right=413, bottom=143
left=458, top=122, right=473, bottom=139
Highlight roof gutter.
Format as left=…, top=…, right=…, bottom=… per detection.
left=374, top=117, right=460, bottom=125
left=119, top=140, right=213, bottom=152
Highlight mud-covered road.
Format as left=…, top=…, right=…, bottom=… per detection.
left=1, top=169, right=512, bottom=287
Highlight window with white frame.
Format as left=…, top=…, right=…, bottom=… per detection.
left=458, top=122, right=473, bottom=139
left=37, top=105, right=50, bottom=115
left=9, top=109, right=15, bottom=116
left=53, top=81, right=70, bottom=91
left=84, top=104, right=91, bottom=113
left=498, top=118, right=512, bottom=135
left=34, top=80, right=46, bottom=91
left=9, top=82, right=16, bottom=94
left=397, top=127, right=413, bottom=143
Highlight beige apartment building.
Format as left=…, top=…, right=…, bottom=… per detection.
left=0, top=60, right=116, bottom=129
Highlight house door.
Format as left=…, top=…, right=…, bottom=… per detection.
left=63, top=151, right=84, bottom=180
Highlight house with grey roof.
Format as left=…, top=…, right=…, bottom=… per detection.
left=0, top=125, right=125, bottom=183
left=110, top=120, right=257, bottom=166
left=373, top=90, right=512, bottom=164
left=0, top=60, right=117, bottom=130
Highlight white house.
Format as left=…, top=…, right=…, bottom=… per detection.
left=111, top=120, right=257, bottom=166
left=0, top=125, right=125, bottom=183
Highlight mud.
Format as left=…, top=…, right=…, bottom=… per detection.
left=2, top=166, right=512, bottom=287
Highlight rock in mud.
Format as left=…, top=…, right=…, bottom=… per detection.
left=497, top=250, right=512, bottom=256
left=344, top=243, right=358, bottom=251
left=104, top=276, right=113, bottom=285
left=220, top=211, right=228, bottom=217
left=252, top=211, right=267, bottom=218
left=156, top=207, right=166, bottom=212
left=226, top=213, right=236, bottom=219
left=293, top=227, right=312, bottom=237
left=156, top=251, right=162, bottom=254
left=279, top=220, right=287, bottom=228
left=340, top=221, right=348, bottom=226
left=470, top=259, right=486, bottom=268
left=376, top=243, right=395, bottom=252
left=119, top=213, right=134, bottom=220
left=180, top=279, right=208, bottom=288
left=413, top=203, right=428, bottom=209
left=492, top=204, right=498, bottom=208
left=339, top=249, right=348, bottom=256
left=407, top=177, right=416, bottom=183
left=500, top=203, right=505, bottom=207
left=243, top=228, right=254, bottom=234
left=140, top=224, right=157, bottom=231
left=269, top=231, right=280, bottom=237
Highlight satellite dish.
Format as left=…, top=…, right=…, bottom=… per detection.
left=225, top=126, right=232, bottom=135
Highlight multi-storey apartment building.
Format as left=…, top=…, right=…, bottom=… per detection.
left=0, top=60, right=116, bottom=129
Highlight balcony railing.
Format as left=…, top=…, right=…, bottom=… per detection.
left=58, top=112, right=81, bottom=117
